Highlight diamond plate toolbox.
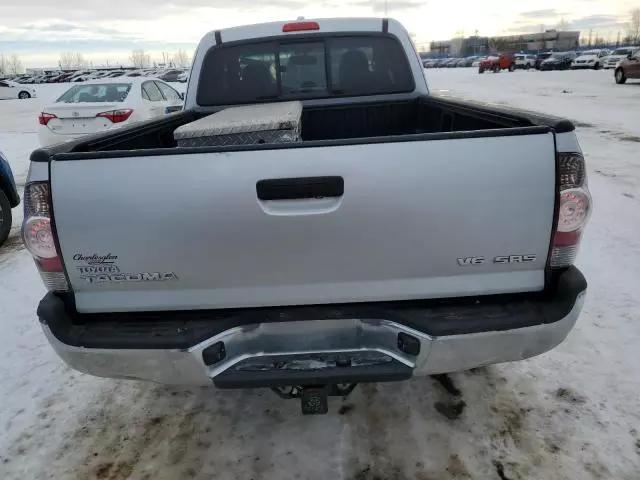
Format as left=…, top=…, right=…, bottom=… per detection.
left=174, top=101, right=302, bottom=147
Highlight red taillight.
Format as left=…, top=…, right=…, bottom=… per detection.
left=38, top=256, right=64, bottom=273
left=22, top=182, right=69, bottom=292
left=551, top=153, right=592, bottom=268
left=38, top=112, right=57, bottom=126
left=96, top=109, right=133, bottom=123
left=283, top=21, right=320, bottom=32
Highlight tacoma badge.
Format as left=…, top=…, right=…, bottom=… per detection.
left=82, top=272, right=178, bottom=284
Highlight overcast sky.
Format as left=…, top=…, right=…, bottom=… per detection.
left=1, top=0, right=638, bottom=67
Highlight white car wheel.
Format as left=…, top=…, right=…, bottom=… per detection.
left=18, top=91, right=31, bottom=99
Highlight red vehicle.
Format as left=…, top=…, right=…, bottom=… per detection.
left=479, top=54, right=516, bottom=73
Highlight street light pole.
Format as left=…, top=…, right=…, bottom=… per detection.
left=385, top=0, right=387, bottom=16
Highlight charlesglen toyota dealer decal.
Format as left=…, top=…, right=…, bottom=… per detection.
left=73, top=253, right=177, bottom=284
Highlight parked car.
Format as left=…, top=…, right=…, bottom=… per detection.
left=0, top=151, right=20, bottom=246
left=472, top=57, right=483, bottom=67
left=53, top=73, right=74, bottom=83
left=459, top=56, right=480, bottom=67
left=157, top=69, right=184, bottom=82
left=177, top=71, right=189, bottom=82
left=479, top=54, right=515, bottom=73
left=38, top=78, right=183, bottom=147
left=614, top=49, right=640, bottom=84
left=0, top=80, right=37, bottom=99
left=571, top=49, right=609, bottom=70
left=13, top=75, right=32, bottom=83
left=67, top=70, right=93, bottom=82
left=603, top=47, right=640, bottom=69
left=49, top=74, right=66, bottom=83
left=514, top=54, right=536, bottom=69
left=25, top=17, right=590, bottom=415
left=535, top=52, right=553, bottom=69
left=540, top=52, right=577, bottom=71
left=84, top=71, right=109, bottom=81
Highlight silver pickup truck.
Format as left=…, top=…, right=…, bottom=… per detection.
left=24, top=18, right=591, bottom=413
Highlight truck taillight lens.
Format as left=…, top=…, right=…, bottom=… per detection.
left=96, top=109, right=133, bottom=123
left=551, top=153, right=592, bottom=268
left=22, top=182, right=69, bottom=292
left=557, top=189, right=590, bottom=232
left=23, top=217, right=57, bottom=258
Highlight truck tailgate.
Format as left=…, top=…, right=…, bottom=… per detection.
left=51, top=130, right=556, bottom=313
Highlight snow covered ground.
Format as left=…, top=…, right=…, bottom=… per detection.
left=1, top=70, right=639, bottom=479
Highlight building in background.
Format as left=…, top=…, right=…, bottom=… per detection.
left=429, top=30, right=580, bottom=56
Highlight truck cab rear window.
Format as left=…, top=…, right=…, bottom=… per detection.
left=197, top=35, right=414, bottom=105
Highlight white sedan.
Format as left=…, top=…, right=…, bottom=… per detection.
left=571, top=49, right=609, bottom=70
left=0, top=80, right=37, bottom=100
left=38, top=78, right=183, bottom=147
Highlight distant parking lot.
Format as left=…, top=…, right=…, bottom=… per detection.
left=1, top=68, right=639, bottom=479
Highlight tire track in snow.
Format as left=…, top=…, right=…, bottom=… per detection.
left=0, top=365, right=634, bottom=479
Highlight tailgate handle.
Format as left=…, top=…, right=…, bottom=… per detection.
left=256, top=176, right=344, bottom=201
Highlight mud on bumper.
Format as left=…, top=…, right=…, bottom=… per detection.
left=38, top=267, right=587, bottom=387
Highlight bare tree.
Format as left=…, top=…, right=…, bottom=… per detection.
left=557, top=17, right=569, bottom=30
left=628, top=8, right=640, bottom=45
left=487, top=37, right=510, bottom=54
left=130, top=49, right=151, bottom=68
left=59, top=52, right=87, bottom=69
left=173, top=49, right=190, bottom=68
left=8, top=54, right=23, bottom=74
left=59, top=53, right=73, bottom=69
left=0, top=54, right=9, bottom=75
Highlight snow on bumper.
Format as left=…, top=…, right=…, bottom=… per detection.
left=38, top=268, right=587, bottom=387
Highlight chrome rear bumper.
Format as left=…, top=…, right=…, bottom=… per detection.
left=41, top=291, right=585, bottom=386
